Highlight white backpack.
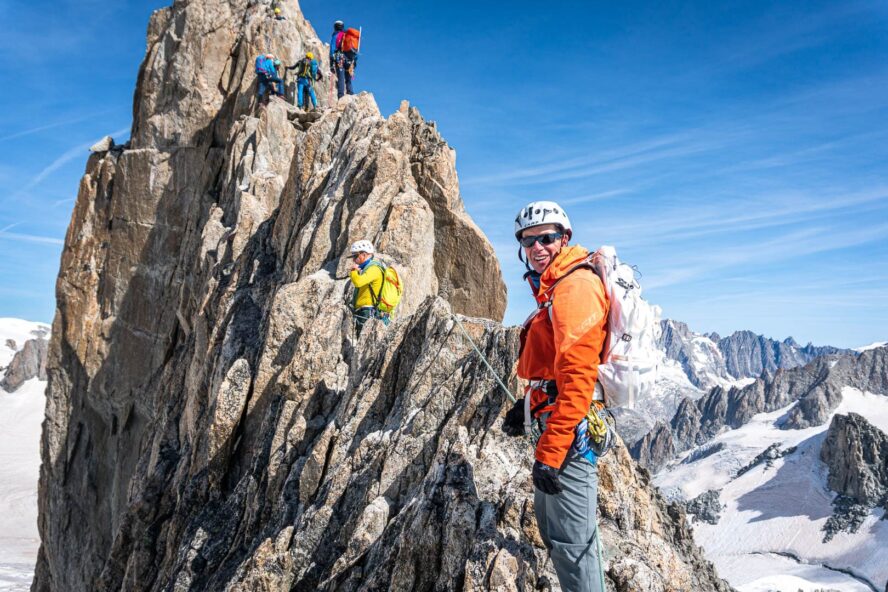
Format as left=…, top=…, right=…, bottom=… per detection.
left=589, top=246, right=661, bottom=408
left=541, top=245, right=661, bottom=409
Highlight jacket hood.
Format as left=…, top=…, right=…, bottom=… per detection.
left=537, top=245, right=591, bottom=299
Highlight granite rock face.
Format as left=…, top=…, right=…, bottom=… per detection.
left=682, top=490, right=723, bottom=525
left=34, top=1, right=732, bottom=591
left=1, top=337, right=48, bottom=392
left=820, top=412, right=888, bottom=508
left=658, top=320, right=731, bottom=390
left=716, top=331, right=847, bottom=379
left=630, top=421, right=675, bottom=473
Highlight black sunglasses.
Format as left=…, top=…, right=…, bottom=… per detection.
left=519, top=232, right=563, bottom=248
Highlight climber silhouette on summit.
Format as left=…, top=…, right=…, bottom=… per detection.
left=330, top=20, right=360, bottom=99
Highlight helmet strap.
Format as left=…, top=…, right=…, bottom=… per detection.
left=518, top=245, right=532, bottom=272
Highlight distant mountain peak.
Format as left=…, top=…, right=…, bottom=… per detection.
left=657, top=319, right=850, bottom=395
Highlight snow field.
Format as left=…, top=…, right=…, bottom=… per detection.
left=722, top=552, right=874, bottom=592
left=0, top=319, right=49, bottom=591
left=0, top=378, right=45, bottom=589
left=656, top=387, right=888, bottom=591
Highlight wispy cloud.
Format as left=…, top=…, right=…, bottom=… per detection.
left=18, top=126, right=130, bottom=194
left=51, top=198, right=75, bottom=209
left=0, top=222, right=23, bottom=233
left=0, top=110, right=112, bottom=143
left=644, top=221, right=888, bottom=289
left=594, top=188, right=888, bottom=249
left=21, top=143, right=91, bottom=193
left=684, top=1, right=883, bottom=79
left=462, top=133, right=695, bottom=186
left=0, top=230, right=64, bottom=246
left=559, top=188, right=636, bottom=206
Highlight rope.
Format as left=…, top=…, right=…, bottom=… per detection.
left=596, top=525, right=606, bottom=591
left=449, top=314, right=517, bottom=404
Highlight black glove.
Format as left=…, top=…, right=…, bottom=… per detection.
left=502, top=398, right=525, bottom=437
left=532, top=460, right=563, bottom=495
left=329, top=62, right=336, bottom=73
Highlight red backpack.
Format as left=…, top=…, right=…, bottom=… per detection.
left=342, top=28, right=361, bottom=54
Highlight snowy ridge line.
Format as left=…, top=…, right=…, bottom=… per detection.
left=855, top=341, right=887, bottom=353
left=749, top=551, right=879, bottom=592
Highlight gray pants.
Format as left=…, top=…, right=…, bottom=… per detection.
left=534, top=453, right=603, bottom=592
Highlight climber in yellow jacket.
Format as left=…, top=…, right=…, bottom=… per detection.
left=348, top=240, right=388, bottom=334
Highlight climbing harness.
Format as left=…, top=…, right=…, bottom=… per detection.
left=449, top=312, right=617, bottom=456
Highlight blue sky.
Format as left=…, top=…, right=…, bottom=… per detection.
left=0, top=1, right=886, bottom=347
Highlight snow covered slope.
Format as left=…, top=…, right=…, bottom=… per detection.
left=0, top=319, right=48, bottom=591
left=660, top=319, right=733, bottom=389
left=856, top=341, right=887, bottom=352
left=620, top=350, right=755, bottom=447
left=655, top=387, right=888, bottom=591
left=623, top=319, right=849, bottom=447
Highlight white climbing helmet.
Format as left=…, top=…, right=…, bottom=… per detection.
left=514, top=201, right=572, bottom=239
left=349, top=239, right=375, bottom=255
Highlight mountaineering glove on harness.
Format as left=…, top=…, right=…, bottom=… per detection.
left=502, top=398, right=526, bottom=437
left=532, top=460, right=563, bottom=495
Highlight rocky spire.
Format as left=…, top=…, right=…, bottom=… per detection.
left=821, top=412, right=888, bottom=508
left=33, top=1, right=730, bottom=590
left=1, top=336, right=48, bottom=392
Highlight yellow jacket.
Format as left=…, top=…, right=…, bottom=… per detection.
left=349, top=260, right=384, bottom=309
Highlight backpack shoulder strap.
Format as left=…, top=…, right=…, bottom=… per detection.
left=542, top=255, right=596, bottom=301
left=541, top=255, right=597, bottom=320
left=366, top=260, right=387, bottom=306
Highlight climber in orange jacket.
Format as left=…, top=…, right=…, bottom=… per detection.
left=502, top=200, right=608, bottom=592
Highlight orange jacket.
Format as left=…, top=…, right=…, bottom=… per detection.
left=517, top=245, right=609, bottom=469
